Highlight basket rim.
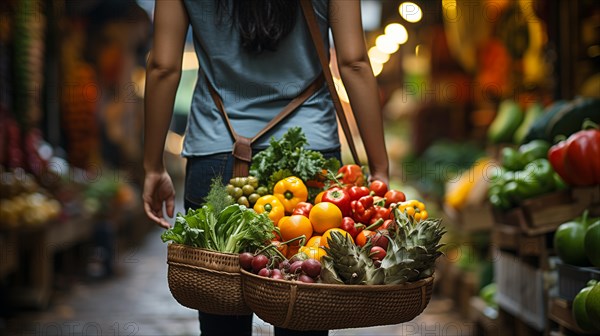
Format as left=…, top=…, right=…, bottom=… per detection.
left=168, top=261, right=242, bottom=276
left=240, top=268, right=433, bottom=291
left=167, top=243, right=240, bottom=257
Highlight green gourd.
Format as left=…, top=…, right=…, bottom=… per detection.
left=487, top=99, right=523, bottom=144
left=514, top=102, right=544, bottom=144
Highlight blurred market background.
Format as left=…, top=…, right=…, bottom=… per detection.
left=1, top=0, right=600, bottom=335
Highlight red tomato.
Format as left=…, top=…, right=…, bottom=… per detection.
left=292, top=202, right=313, bottom=217
left=337, top=164, right=365, bottom=186
left=321, top=187, right=352, bottom=217
left=369, top=180, right=388, bottom=197
left=346, top=186, right=370, bottom=201
left=384, top=190, right=406, bottom=207
left=356, top=229, right=375, bottom=247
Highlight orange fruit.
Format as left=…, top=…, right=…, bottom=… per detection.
left=321, top=228, right=354, bottom=249
left=279, top=215, right=313, bottom=245
left=309, top=202, right=342, bottom=234
left=356, top=229, right=375, bottom=247
left=299, top=246, right=327, bottom=261
left=314, top=191, right=325, bottom=204
left=278, top=216, right=290, bottom=227
left=306, top=236, right=322, bottom=248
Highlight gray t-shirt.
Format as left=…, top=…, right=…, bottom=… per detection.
left=181, top=0, right=339, bottom=157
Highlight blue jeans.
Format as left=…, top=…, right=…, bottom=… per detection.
left=184, top=150, right=340, bottom=336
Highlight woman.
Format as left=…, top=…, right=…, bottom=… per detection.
left=142, top=0, right=389, bottom=335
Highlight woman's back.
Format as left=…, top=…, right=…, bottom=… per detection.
left=181, top=0, right=339, bottom=156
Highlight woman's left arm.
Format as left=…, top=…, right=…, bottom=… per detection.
left=329, top=0, right=389, bottom=184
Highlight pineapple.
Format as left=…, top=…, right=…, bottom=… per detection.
left=382, top=208, right=446, bottom=283
left=322, top=231, right=384, bottom=285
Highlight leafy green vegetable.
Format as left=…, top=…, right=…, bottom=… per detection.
left=204, top=176, right=233, bottom=214
left=250, top=127, right=340, bottom=191
left=161, top=204, right=276, bottom=253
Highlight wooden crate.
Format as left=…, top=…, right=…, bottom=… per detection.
left=494, top=250, right=547, bottom=332
left=493, top=186, right=600, bottom=236
left=548, top=297, right=597, bottom=335
left=492, top=223, right=553, bottom=269
left=444, top=203, right=494, bottom=233
left=493, top=190, right=583, bottom=236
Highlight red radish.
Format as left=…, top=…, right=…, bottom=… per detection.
left=239, top=252, right=254, bottom=271
left=252, top=255, right=269, bottom=273
left=298, top=274, right=315, bottom=283
left=371, top=230, right=389, bottom=250
left=370, top=246, right=387, bottom=261
left=301, top=259, right=322, bottom=278
left=279, top=260, right=290, bottom=271
left=289, top=261, right=304, bottom=274
left=258, top=268, right=271, bottom=277
left=271, top=268, right=283, bottom=279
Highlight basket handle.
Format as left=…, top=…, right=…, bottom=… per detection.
left=283, top=284, right=298, bottom=328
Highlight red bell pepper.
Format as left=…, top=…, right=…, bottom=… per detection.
left=291, top=202, right=313, bottom=217
left=321, top=187, right=352, bottom=217
left=337, top=164, right=365, bottom=187
left=369, top=206, right=391, bottom=224
left=351, top=195, right=374, bottom=223
left=346, top=185, right=370, bottom=201
left=548, top=122, right=600, bottom=186
left=339, top=217, right=364, bottom=239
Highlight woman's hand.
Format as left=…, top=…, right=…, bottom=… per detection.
left=143, top=170, right=175, bottom=229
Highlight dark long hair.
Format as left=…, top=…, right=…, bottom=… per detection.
left=218, top=0, right=299, bottom=54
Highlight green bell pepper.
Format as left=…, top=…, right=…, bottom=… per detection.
left=519, top=140, right=551, bottom=163
left=501, top=147, right=525, bottom=171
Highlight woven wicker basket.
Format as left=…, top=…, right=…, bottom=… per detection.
left=241, top=269, right=434, bottom=330
left=167, top=244, right=251, bottom=315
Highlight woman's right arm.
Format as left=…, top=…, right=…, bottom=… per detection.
left=142, top=0, right=189, bottom=228
left=328, top=0, right=390, bottom=185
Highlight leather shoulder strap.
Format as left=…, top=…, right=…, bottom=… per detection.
left=204, top=73, right=325, bottom=177
left=299, top=0, right=362, bottom=166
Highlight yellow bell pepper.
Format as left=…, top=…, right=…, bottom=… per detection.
left=273, top=176, right=308, bottom=214
left=253, top=195, right=285, bottom=224
left=397, top=200, right=428, bottom=221
left=299, top=246, right=327, bottom=261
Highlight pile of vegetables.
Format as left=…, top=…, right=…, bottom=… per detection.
left=487, top=97, right=600, bottom=145
left=163, top=127, right=446, bottom=286
left=488, top=139, right=565, bottom=210
left=161, top=178, right=276, bottom=254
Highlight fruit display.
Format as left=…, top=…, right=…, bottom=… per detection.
left=0, top=168, right=61, bottom=228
